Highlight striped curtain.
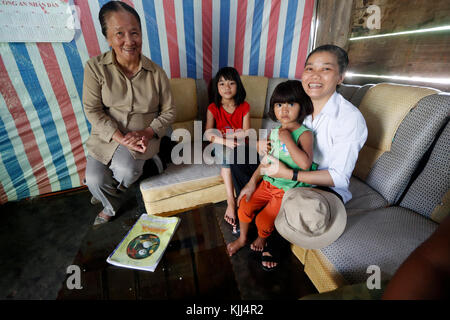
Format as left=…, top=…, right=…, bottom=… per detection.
left=0, top=0, right=315, bottom=203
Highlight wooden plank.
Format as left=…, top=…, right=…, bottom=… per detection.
left=346, top=32, right=450, bottom=91
left=134, top=266, right=169, bottom=300
left=104, top=267, right=137, bottom=300
left=161, top=249, right=197, bottom=299
left=348, top=33, right=450, bottom=76
left=57, top=269, right=104, bottom=300
left=351, top=0, right=450, bottom=37
left=56, top=203, right=243, bottom=300
left=315, top=0, right=354, bottom=49
left=195, top=247, right=241, bottom=299
left=345, top=0, right=450, bottom=91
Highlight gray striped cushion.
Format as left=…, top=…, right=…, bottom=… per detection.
left=346, top=176, right=388, bottom=213
left=366, top=93, right=449, bottom=204
left=337, top=84, right=360, bottom=103
left=400, top=121, right=450, bottom=222
left=350, top=84, right=374, bottom=108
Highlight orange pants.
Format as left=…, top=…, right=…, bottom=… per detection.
left=238, top=180, right=285, bottom=238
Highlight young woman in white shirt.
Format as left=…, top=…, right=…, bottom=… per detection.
left=230, top=44, right=368, bottom=270
left=263, top=45, right=368, bottom=203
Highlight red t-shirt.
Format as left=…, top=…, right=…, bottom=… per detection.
left=207, top=101, right=250, bottom=135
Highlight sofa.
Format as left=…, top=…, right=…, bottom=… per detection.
left=293, top=83, right=449, bottom=293
left=139, top=76, right=450, bottom=294
left=140, top=75, right=283, bottom=216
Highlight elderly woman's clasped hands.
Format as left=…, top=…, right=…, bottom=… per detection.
left=120, top=128, right=156, bottom=154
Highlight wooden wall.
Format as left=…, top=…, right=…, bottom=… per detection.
left=314, top=0, right=354, bottom=49
left=346, top=0, right=450, bottom=91
left=314, top=0, right=450, bottom=91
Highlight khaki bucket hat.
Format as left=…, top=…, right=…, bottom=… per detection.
left=275, top=187, right=347, bottom=249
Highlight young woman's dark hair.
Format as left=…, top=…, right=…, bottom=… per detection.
left=99, top=1, right=141, bottom=37
left=305, top=44, right=349, bottom=75
left=210, top=67, right=247, bottom=108
left=268, top=80, right=313, bottom=124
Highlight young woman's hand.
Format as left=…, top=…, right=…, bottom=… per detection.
left=237, top=180, right=257, bottom=205
left=257, top=139, right=271, bottom=156
left=260, top=155, right=291, bottom=179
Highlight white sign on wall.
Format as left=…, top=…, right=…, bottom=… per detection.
left=0, top=0, right=76, bottom=42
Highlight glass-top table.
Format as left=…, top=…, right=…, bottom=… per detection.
left=57, top=203, right=240, bottom=300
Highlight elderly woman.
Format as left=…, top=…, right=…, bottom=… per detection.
left=83, top=1, right=176, bottom=225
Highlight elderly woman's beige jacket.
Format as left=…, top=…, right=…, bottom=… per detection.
left=83, top=51, right=176, bottom=165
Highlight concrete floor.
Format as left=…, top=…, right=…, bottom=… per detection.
left=0, top=189, right=95, bottom=299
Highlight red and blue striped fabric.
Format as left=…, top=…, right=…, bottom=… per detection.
left=0, top=0, right=315, bottom=203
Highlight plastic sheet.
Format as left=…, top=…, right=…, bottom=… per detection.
left=0, top=0, right=314, bottom=203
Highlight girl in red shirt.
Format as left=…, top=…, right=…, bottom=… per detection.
left=205, top=67, right=251, bottom=233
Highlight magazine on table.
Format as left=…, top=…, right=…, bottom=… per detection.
left=106, top=214, right=180, bottom=272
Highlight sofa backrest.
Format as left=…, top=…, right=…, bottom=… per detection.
left=337, top=84, right=375, bottom=108
left=195, top=79, right=210, bottom=124
left=167, top=78, right=448, bottom=209
left=240, top=75, right=269, bottom=130
left=399, top=120, right=450, bottom=223
left=337, top=84, right=360, bottom=103
left=169, top=78, right=199, bottom=140
left=354, top=83, right=439, bottom=181
left=168, top=76, right=271, bottom=142
left=350, top=84, right=375, bottom=108
left=355, top=85, right=449, bottom=204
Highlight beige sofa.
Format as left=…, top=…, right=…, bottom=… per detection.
left=292, top=83, right=449, bottom=293
left=139, top=77, right=450, bottom=294
left=140, top=75, right=282, bottom=215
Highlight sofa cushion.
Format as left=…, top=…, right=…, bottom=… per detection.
left=400, top=121, right=450, bottom=223
left=140, top=160, right=226, bottom=215
left=337, top=84, right=360, bottom=103
left=141, top=162, right=222, bottom=198
left=363, top=92, right=449, bottom=205
left=354, top=83, right=438, bottom=181
left=348, top=84, right=374, bottom=108
left=140, top=142, right=228, bottom=215
left=345, top=177, right=388, bottom=213
left=318, top=206, right=437, bottom=286
left=141, top=143, right=220, bottom=197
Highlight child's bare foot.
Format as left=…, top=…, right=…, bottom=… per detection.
left=224, top=200, right=237, bottom=227
left=227, top=237, right=246, bottom=256
left=250, top=236, right=267, bottom=252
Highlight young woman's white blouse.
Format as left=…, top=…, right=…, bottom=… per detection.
left=303, top=92, right=368, bottom=203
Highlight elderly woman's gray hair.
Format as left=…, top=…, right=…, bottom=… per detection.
left=98, top=0, right=141, bottom=37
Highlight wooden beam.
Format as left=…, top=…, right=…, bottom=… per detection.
left=345, top=0, right=450, bottom=91
left=314, top=0, right=354, bottom=50
left=350, top=0, right=450, bottom=38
